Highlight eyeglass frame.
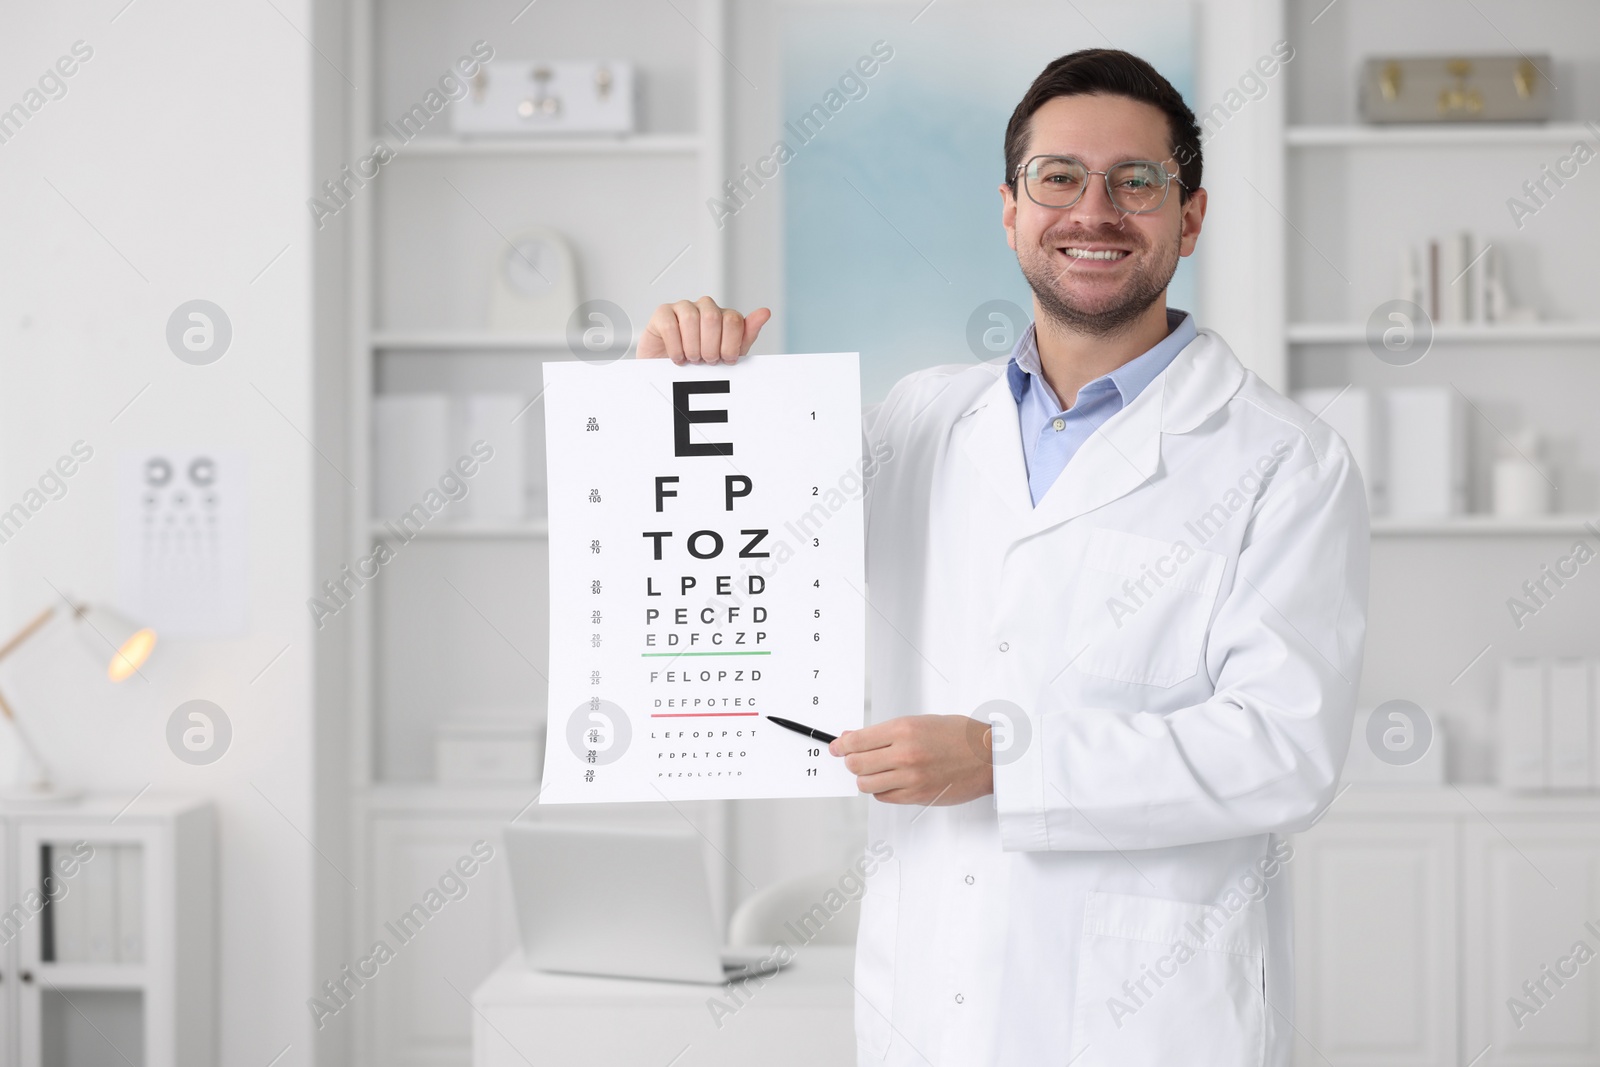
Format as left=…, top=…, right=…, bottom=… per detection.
left=1010, top=154, right=1188, bottom=215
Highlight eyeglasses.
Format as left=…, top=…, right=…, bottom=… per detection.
left=1013, top=154, right=1185, bottom=214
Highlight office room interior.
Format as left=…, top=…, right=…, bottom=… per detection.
left=1, top=0, right=1599, bottom=1064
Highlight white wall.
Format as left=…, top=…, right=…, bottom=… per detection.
left=0, top=2, right=320, bottom=1063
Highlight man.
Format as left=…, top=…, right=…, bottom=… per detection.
left=641, top=49, right=1367, bottom=1067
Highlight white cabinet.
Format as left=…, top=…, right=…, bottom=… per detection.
left=1292, top=789, right=1600, bottom=1067
left=363, top=814, right=518, bottom=1067
left=0, top=794, right=213, bottom=1067
left=1463, top=819, right=1600, bottom=1066
left=0, top=817, right=11, bottom=1067
left=1292, top=817, right=1458, bottom=1067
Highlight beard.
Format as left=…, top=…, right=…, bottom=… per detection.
left=1017, top=224, right=1181, bottom=337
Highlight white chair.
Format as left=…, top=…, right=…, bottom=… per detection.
left=728, top=870, right=862, bottom=947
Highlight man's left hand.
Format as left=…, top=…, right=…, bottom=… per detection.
left=829, top=715, right=995, bottom=805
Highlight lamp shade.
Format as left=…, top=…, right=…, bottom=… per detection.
left=73, top=604, right=157, bottom=682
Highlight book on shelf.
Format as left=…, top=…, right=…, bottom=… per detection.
left=83, top=848, right=116, bottom=963
left=42, top=842, right=145, bottom=965
left=117, top=845, right=144, bottom=963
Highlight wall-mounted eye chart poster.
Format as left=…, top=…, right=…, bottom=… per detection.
left=539, top=352, right=866, bottom=803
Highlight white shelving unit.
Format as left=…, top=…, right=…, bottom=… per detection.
left=392, top=133, right=704, bottom=156
left=369, top=518, right=550, bottom=540
left=341, top=3, right=732, bottom=1064
left=1276, top=14, right=1600, bottom=1056
left=1372, top=515, right=1600, bottom=537
left=1289, top=322, right=1600, bottom=344
left=0, top=794, right=213, bottom=1067
left=370, top=331, right=568, bottom=351
left=346, top=0, right=729, bottom=784
left=1286, top=121, right=1597, bottom=147
left=1281, top=0, right=1600, bottom=537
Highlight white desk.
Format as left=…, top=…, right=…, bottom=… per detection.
left=472, top=945, right=856, bottom=1066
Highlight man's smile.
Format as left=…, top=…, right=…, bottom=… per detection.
left=1058, top=245, right=1130, bottom=261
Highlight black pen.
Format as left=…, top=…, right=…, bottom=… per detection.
left=766, top=715, right=838, bottom=745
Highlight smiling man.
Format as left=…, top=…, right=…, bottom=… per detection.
left=640, top=49, right=1368, bottom=1067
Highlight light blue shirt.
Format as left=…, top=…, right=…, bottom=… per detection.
left=1006, top=309, right=1197, bottom=506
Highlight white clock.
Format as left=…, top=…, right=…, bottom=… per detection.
left=489, top=227, right=579, bottom=333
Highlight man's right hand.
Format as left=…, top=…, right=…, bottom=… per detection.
left=639, top=296, right=771, bottom=365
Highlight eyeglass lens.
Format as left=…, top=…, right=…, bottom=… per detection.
left=1024, top=157, right=1172, bottom=213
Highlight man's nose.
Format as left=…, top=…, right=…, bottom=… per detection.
left=1066, top=175, right=1126, bottom=227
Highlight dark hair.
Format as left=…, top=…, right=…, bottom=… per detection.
left=1004, top=49, right=1202, bottom=202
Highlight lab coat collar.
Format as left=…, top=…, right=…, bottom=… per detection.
left=957, top=328, right=1246, bottom=538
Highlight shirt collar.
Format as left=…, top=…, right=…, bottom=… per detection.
left=1005, top=308, right=1197, bottom=410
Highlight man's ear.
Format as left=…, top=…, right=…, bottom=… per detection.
left=1178, top=186, right=1207, bottom=258
left=1000, top=183, right=1019, bottom=251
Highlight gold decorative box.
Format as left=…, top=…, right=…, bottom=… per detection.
left=1359, top=54, right=1554, bottom=123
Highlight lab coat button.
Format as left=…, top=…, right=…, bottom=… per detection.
left=955, top=993, right=965, bottom=1004
left=964, top=874, right=975, bottom=885
left=998, top=641, right=1009, bottom=652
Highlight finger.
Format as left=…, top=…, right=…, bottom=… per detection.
left=854, top=768, right=908, bottom=796
left=719, top=308, right=744, bottom=363
left=842, top=746, right=899, bottom=778
left=696, top=297, right=723, bottom=365
left=829, top=725, right=893, bottom=757
left=740, top=307, right=772, bottom=356
left=671, top=300, right=701, bottom=362
left=644, top=304, right=684, bottom=363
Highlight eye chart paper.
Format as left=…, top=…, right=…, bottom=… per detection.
left=117, top=449, right=248, bottom=638
left=540, top=353, right=865, bottom=803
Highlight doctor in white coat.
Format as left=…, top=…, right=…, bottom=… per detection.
left=640, top=47, right=1368, bottom=1067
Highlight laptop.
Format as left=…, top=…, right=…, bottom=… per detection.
left=504, top=822, right=783, bottom=984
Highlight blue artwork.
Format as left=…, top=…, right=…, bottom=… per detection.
left=779, top=3, right=1195, bottom=402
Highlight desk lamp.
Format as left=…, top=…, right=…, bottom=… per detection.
left=0, top=601, right=157, bottom=804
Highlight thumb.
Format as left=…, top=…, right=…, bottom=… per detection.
left=740, top=307, right=772, bottom=356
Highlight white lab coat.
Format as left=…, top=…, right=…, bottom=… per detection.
left=853, top=328, right=1369, bottom=1067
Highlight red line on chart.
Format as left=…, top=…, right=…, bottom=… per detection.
left=649, top=712, right=761, bottom=718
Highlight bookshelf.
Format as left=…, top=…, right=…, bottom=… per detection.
left=0, top=794, right=212, bottom=1067
left=340, top=2, right=732, bottom=1064
left=1280, top=0, right=1600, bottom=784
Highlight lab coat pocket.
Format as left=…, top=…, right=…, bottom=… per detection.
left=1065, top=528, right=1225, bottom=687
left=853, top=857, right=900, bottom=1059
left=1070, top=891, right=1266, bottom=1067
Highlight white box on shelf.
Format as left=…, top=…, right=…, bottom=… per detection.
left=1548, top=659, right=1594, bottom=790
left=1385, top=387, right=1467, bottom=518
left=1342, top=707, right=1447, bottom=785
left=453, top=60, right=636, bottom=136
left=1438, top=234, right=1465, bottom=324
left=1293, top=387, right=1387, bottom=516
left=1499, top=658, right=1547, bottom=791
left=435, top=717, right=541, bottom=784
left=374, top=394, right=452, bottom=519
left=1466, top=232, right=1487, bottom=325
left=1492, top=457, right=1551, bottom=517
left=460, top=394, right=528, bottom=521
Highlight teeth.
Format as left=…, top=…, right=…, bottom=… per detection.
left=1061, top=248, right=1128, bottom=260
